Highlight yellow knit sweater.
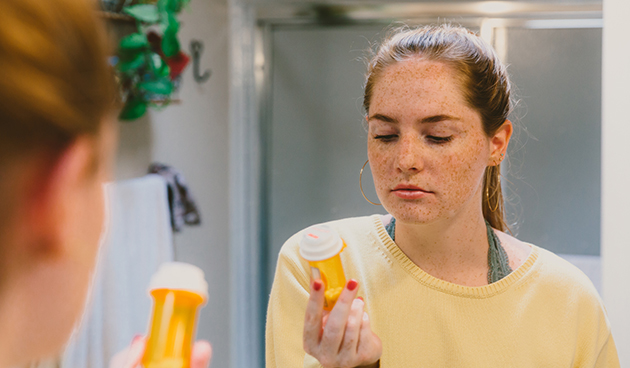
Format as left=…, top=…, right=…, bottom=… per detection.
left=266, top=215, right=619, bottom=367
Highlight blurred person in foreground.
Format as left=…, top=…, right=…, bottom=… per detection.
left=0, top=0, right=211, bottom=367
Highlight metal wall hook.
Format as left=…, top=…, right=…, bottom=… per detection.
left=190, top=40, right=211, bottom=84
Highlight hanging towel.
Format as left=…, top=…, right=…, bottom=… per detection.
left=62, top=174, right=174, bottom=368
left=148, top=163, right=201, bottom=232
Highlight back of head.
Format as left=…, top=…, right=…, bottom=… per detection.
left=0, top=0, right=116, bottom=161
left=363, top=24, right=513, bottom=231
left=0, top=0, right=115, bottom=227
left=0, top=2, right=116, bottom=364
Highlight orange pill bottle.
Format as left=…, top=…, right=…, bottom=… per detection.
left=142, top=262, right=208, bottom=368
left=299, top=225, right=347, bottom=311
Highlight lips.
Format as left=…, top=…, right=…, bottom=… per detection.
left=391, top=184, right=432, bottom=199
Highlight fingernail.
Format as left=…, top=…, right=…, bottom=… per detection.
left=313, top=280, right=322, bottom=291
left=347, top=279, right=358, bottom=291
left=357, top=296, right=364, bottom=302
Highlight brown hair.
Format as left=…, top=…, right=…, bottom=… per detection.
left=363, top=24, right=512, bottom=231
left=0, top=0, right=116, bottom=250
left=0, top=0, right=116, bottom=162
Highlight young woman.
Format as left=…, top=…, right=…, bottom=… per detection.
left=0, top=1, right=210, bottom=367
left=266, top=24, right=619, bottom=367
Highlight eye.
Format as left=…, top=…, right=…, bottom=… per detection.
left=426, top=135, right=453, bottom=144
left=373, top=134, right=398, bottom=142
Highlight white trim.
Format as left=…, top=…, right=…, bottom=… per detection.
left=524, top=18, right=603, bottom=28
left=228, top=1, right=264, bottom=368
left=601, top=0, right=630, bottom=364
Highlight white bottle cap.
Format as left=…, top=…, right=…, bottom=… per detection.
left=148, top=262, right=209, bottom=302
left=299, top=224, right=344, bottom=261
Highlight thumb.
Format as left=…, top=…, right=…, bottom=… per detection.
left=109, top=336, right=146, bottom=368
left=190, top=340, right=213, bottom=368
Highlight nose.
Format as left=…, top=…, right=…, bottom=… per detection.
left=396, top=135, right=424, bottom=173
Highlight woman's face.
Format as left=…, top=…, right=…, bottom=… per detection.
left=367, top=58, right=495, bottom=225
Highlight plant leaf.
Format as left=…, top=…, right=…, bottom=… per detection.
left=165, top=12, right=180, bottom=33
left=118, top=53, right=146, bottom=73
left=138, top=79, right=173, bottom=95
left=159, top=7, right=179, bottom=33
left=124, top=4, right=160, bottom=23
left=119, top=96, right=147, bottom=121
left=166, top=0, right=181, bottom=12
left=119, top=33, right=148, bottom=50
left=149, top=52, right=164, bottom=72
left=157, top=0, right=167, bottom=12
left=158, top=63, right=171, bottom=77
left=162, top=32, right=180, bottom=57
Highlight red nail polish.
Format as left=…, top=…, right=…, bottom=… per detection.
left=347, top=279, right=358, bottom=291
left=313, top=280, right=322, bottom=291
left=357, top=296, right=364, bottom=302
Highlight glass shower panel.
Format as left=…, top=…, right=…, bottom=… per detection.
left=266, top=26, right=389, bottom=287
left=504, top=27, right=602, bottom=256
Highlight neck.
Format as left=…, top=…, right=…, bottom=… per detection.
left=393, top=198, right=490, bottom=286
left=0, top=283, right=27, bottom=368
left=0, top=249, right=67, bottom=368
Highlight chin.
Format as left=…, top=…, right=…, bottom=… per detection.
left=383, top=201, right=442, bottom=225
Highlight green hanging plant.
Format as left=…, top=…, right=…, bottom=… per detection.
left=115, top=0, right=191, bottom=121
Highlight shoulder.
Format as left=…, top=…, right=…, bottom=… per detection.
left=496, top=230, right=600, bottom=300
left=498, top=231, right=603, bottom=306
left=511, top=240, right=606, bottom=318
left=533, top=247, right=602, bottom=297
left=531, top=247, right=614, bottom=351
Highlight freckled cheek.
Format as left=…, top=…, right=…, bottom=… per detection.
left=439, top=153, right=486, bottom=201
left=367, top=146, right=394, bottom=195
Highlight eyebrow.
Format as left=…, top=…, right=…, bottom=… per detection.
left=368, top=114, right=460, bottom=124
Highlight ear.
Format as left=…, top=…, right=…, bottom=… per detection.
left=488, top=120, right=513, bottom=166
left=26, top=137, right=95, bottom=255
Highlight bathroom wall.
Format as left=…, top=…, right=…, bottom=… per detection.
left=114, top=0, right=231, bottom=366
left=110, top=0, right=630, bottom=366
left=602, top=0, right=630, bottom=362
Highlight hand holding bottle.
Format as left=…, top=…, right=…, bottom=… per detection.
left=303, top=279, right=381, bottom=368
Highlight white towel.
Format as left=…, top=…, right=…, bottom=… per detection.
left=62, top=174, right=174, bottom=368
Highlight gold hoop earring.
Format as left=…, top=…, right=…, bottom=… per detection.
left=360, top=160, right=381, bottom=206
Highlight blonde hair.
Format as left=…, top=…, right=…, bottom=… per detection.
left=364, top=24, right=512, bottom=231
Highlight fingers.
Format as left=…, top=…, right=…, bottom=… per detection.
left=303, top=279, right=382, bottom=368
left=357, top=312, right=382, bottom=364
left=108, top=336, right=145, bottom=368
left=338, top=298, right=365, bottom=356
left=303, top=279, right=325, bottom=353
left=191, top=340, right=212, bottom=368
left=319, top=280, right=360, bottom=356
